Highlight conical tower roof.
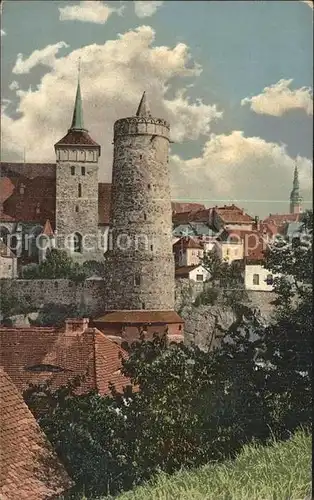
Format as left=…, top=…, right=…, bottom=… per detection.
left=136, top=91, right=152, bottom=118
left=70, top=78, right=85, bottom=131
left=290, top=164, right=302, bottom=202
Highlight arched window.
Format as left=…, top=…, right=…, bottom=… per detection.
left=78, top=183, right=82, bottom=198
left=73, top=232, right=83, bottom=253
left=253, top=274, right=260, bottom=285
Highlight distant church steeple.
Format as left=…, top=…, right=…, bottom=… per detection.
left=290, top=164, right=302, bottom=214
left=70, top=60, right=86, bottom=131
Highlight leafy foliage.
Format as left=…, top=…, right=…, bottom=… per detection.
left=22, top=249, right=87, bottom=282
left=0, top=289, right=33, bottom=324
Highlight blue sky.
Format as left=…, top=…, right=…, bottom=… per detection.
left=1, top=0, right=313, bottom=216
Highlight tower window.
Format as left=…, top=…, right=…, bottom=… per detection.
left=81, top=166, right=86, bottom=176
left=78, top=183, right=82, bottom=198
left=147, top=183, right=151, bottom=189
left=73, top=232, right=83, bottom=253
left=150, top=244, right=153, bottom=251
left=144, top=213, right=147, bottom=221
left=134, top=274, right=141, bottom=286
left=71, top=166, right=75, bottom=175
left=75, top=205, right=79, bottom=213
left=139, top=154, right=142, bottom=159
left=142, top=302, right=145, bottom=310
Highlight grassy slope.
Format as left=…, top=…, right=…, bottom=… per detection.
left=114, top=430, right=312, bottom=500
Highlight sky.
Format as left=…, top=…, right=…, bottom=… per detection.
left=1, top=0, right=313, bottom=217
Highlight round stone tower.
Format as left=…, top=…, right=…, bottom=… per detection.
left=106, top=92, right=175, bottom=311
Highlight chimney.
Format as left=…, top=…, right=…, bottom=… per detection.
left=65, top=317, right=89, bottom=334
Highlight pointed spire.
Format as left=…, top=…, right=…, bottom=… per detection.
left=70, top=59, right=86, bottom=131
left=293, top=164, right=300, bottom=191
left=136, top=91, right=152, bottom=118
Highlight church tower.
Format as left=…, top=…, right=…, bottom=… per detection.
left=105, top=92, right=175, bottom=311
left=290, top=164, right=302, bottom=214
left=54, top=72, right=101, bottom=261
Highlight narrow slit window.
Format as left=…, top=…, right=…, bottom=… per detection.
left=81, top=166, right=86, bottom=176
left=75, top=205, right=79, bottom=213
left=71, top=166, right=75, bottom=175
left=78, top=183, right=82, bottom=198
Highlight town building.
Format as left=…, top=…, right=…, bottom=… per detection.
left=175, top=264, right=210, bottom=282
left=0, top=240, right=17, bottom=278
left=173, top=237, right=204, bottom=267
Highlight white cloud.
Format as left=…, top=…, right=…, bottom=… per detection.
left=1, top=29, right=6, bottom=36
left=59, top=1, right=124, bottom=24
left=12, top=41, right=69, bottom=75
left=241, top=79, right=313, bottom=117
left=9, top=80, right=19, bottom=91
left=134, top=1, right=164, bottom=18
left=170, top=131, right=313, bottom=217
left=1, top=26, right=221, bottom=173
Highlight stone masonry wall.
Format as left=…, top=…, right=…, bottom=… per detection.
left=106, top=115, right=175, bottom=311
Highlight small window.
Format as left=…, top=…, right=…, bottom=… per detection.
left=226, top=249, right=230, bottom=256
left=139, top=154, right=143, bottom=159
left=78, top=183, right=82, bottom=198
left=196, top=274, right=204, bottom=281
left=148, top=183, right=151, bottom=189
left=81, top=166, right=85, bottom=176
left=253, top=274, right=260, bottom=285
left=8, top=265, right=12, bottom=270
left=150, top=244, right=153, bottom=251
left=142, top=302, right=145, bottom=309
left=266, top=274, right=273, bottom=285
left=178, top=325, right=182, bottom=331
left=75, top=205, right=79, bottom=213
left=73, top=232, right=83, bottom=253
left=134, top=274, right=141, bottom=286
left=71, top=166, right=75, bottom=175
left=144, top=213, right=147, bottom=221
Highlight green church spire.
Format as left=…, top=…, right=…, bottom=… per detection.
left=70, top=60, right=86, bottom=131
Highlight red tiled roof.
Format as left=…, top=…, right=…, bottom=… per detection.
left=98, top=183, right=111, bottom=225
left=94, top=310, right=184, bottom=325
left=173, top=236, right=203, bottom=249
left=172, top=202, right=205, bottom=214
left=215, top=204, right=254, bottom=224
left=0, top=367, right=73, bottom=500
left=263, top=213, right=301, bottom=226
left=42, top=219, right=54, bottom=237
left=54, top=130, right=100, bottom=149
left=173, top=208, right=211, bottom=225
left=0, top=162, right=55, bottom=180
left=0, top=177, right=14, bottom=203
left=175, top=265, right=201, bottom=277
left=0, top=163, right=56, bottom=225
left=0, top=323, right=131, bottom=396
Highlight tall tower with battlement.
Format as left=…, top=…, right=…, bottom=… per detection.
left=54, top=74, right=101, bottom=261
left=105, top=92, right=175, bottom=311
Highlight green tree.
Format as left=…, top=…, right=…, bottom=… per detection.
left=0, top=289, right=33, bottom=324
left=22, top=249, right=87, bottom=282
